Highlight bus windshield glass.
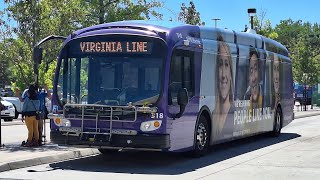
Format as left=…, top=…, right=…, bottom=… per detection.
left=56, top=36, right=165, bottom=106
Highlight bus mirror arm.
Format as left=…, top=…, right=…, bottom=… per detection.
left=175, top=88, right=189, bottom=118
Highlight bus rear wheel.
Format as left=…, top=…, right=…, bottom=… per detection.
left=191, top=115, right=209, bottom=157
left=270, top=107, right=282, bottom=137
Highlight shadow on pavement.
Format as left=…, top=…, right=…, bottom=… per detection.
left=43, top=132, right=301, bottom=175
left=0, top=143, right=77, bottom=153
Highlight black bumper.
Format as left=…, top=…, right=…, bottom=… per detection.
left=50, top=131, right=170, bottom=150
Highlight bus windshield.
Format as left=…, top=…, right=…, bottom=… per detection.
left=56, top=37, right=165, bottom=106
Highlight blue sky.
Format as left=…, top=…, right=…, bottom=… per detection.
left=1, top=0, right=320, bottom=32
left=160, top=0, right=320, bottom=31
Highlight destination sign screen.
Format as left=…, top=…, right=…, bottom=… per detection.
left=79, top=41, right=152, bottom=54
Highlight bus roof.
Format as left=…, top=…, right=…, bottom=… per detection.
left=64, top=20, right=289, bottom=57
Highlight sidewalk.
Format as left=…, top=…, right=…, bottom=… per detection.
left=1, top=107, right=320, bottom=173
left=294, top=105, right=320, bottom=119
left=0, top=122, right=100, bottom=173
left=0, top=143, right=99, bottom=172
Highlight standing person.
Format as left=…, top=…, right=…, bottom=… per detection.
left=211, top=35, right=234, bottom=142
left=15, top=84, right=51, bottom=145
left=21, top=84, right=40, bottom=147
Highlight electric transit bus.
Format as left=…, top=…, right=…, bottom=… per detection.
left=42, top=21, right=294, bottom=156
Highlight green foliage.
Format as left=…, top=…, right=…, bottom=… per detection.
left=252, top=10, right=278, bottom=38
left=178, top=1, right=204, bottom=26
left=82, top=0, right=163, bottom=25
left=2, top=0, right=163, bottom=92
left=275, top=19, right=320, bottom=86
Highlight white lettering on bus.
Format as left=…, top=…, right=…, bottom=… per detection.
left=234, top=107, right=272, bottom=125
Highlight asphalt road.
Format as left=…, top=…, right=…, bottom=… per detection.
left=1, top=115, right=320, bottom=180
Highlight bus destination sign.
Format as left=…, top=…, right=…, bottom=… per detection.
left=80, top=41, right=151, bottom=54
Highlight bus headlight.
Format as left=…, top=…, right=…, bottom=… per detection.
left=140, top=120, right=162, bottom=132
left=54, top=117, right=71, bottom=127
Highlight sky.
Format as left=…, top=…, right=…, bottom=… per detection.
left=1, top=0, right=320, bottom=32
left=159, top=0, right=320, bottom=31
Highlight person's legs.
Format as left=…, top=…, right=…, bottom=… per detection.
left=38, top=118, right=43, bottom=143
left=32, top=117, right=39, bottom=146
left=25, top=116, right=34, bottom=146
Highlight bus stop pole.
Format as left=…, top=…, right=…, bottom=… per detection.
left=0, top=110, right=2, bottom=147
left=0, top=102, right=2, bottom=147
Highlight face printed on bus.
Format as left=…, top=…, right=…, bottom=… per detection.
left=218, top=42, right=231, bottom=102
left=249, top=53, right=259, bottom=102
left=273, top=56, right=280, bottom=94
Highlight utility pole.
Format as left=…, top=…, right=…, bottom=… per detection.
left=212, top=18, right=221, bottom=28
left=248, top=8, right=256, bottom=29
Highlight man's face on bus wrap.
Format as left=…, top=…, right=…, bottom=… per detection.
left=249, top=53, right=259, bottom=102
left=218, top=43, right=231, bottom=102
left=273, top=57, right=280, bottom=94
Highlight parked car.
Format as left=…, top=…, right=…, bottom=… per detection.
left=2, top=89, right=51, bottom=119
left=0, top=88, right=6, bottom=97
left=1, top=97, right=15, bottom=121
left=2, top=96, right=22, bottom=119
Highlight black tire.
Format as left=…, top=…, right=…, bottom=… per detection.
left=191, top=115, right=210, bottom=157
left=270, top=107, right=282, bottom=137
left=98, top=149, right=119, bottom=155
left=3, top=118, right=13, bottom=122
left=13, top=105, right=19, bottom=119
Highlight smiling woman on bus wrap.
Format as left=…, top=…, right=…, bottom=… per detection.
left=211, top=34, right=235, bottom=142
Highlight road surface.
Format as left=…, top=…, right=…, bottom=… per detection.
left=1, top=115, right=320, bottom=180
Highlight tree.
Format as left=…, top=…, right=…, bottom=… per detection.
left=274, top=20, right=320, bottom=85
left=0, top=10, right=15, bottom=88
left=3, top=0, right=164, bottom=91
left=82, top=0, right=163, bottom=26
left=274, top=19, right=309, bottom=51
left=275, top=19, right=320, bottom=108
left=178, top=1, right=204, bottom=26
left=251, top=9, right=278, bottom=39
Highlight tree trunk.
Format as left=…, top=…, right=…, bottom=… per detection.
left=99, top=0, right=105, bottom=24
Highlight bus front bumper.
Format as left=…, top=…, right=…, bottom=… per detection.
left=50, top=131, right=170, bottom=150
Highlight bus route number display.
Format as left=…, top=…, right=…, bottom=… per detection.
left=80, top=41, right=151, bottom=54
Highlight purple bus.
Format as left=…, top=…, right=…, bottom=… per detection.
left=39, top=21, right=294, bottom=156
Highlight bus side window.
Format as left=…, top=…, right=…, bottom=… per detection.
left=168, top=50, right=195, bottom=106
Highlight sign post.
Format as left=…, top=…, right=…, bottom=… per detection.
left=0, top=102, right=2, bottom=147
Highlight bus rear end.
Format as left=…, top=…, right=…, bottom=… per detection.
left=49, top=27, right=170, bottom=152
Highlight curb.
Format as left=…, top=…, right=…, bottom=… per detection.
left=0, top=148, right=100, bottom=173
left=294, top=112, right=320, bottom=119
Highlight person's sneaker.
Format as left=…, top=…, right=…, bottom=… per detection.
left=25, top=141, right=33, bottom=147
left=38, top=140, right=43, bottom=146
left=31, top=140, right=39, bottom=147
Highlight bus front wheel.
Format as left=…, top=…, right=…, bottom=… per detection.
left=270, top=108, right=282, bottom=137
left=191, top=115, right=209, bottom=157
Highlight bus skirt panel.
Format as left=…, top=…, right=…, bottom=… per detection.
left=50, top=131, right=170, bottom=150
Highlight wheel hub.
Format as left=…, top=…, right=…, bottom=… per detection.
left=276, top=112, right=281, bottom=132
left=196, top=123, right=207, bottom=150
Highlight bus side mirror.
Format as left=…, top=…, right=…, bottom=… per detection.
left=33, top=47, right=43, bottom=64
left=176, top=88, right=189, bottom=118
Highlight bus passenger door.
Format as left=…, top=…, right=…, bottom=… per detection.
left=168, top=49, right=195, bottom=118
left=167, top=48, right=201, bottom=151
